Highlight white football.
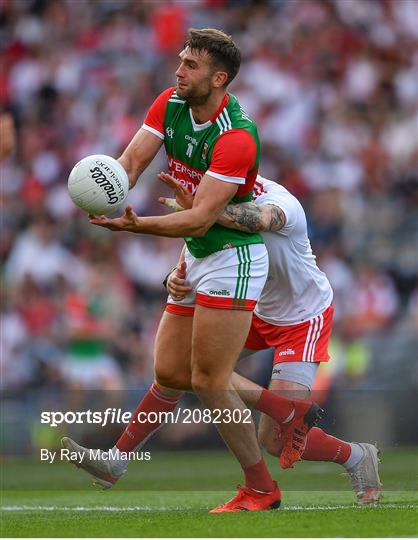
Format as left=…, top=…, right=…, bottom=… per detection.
left=68, top=154, right=129, bottom=215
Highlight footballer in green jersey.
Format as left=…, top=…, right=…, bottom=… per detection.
left=142, top=86, right=263, bottom=258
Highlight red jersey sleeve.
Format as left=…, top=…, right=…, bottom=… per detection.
left=206, top=129, right=257, bottom=185
left=142, top=87, right=175, bottom=140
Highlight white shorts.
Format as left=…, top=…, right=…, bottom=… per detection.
left=166, top=244, right=268, bottom=314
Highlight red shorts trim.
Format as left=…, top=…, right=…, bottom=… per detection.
left=166, top=294, right=257, bottom=315
left=165, top=304, right=194, bottom=316
left=196, top=293, right=256, bottom=311
left=244, top=305, right=334, bottom=364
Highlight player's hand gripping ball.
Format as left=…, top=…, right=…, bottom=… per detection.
left=68, top=154, right=129, bottom=215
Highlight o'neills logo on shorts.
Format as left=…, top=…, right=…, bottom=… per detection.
left=278, top=349, right=295, bottom=356
left=209, top=290, right=230, bottom=296
left=90, top=166, right=121, bottom=204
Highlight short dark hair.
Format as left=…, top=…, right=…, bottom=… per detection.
left=184, top=28, right=241, bottom=86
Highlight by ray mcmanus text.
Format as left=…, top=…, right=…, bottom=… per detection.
left=40, top=448, right=151, bottom=464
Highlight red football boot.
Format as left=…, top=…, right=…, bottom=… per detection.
left=210, top=482, right=281, bottom=513
left=280, top=401, right=324, bottom=469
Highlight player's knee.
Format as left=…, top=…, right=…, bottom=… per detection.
left=155, top=365, right=191, bottom=391
left=191, top=368, right=223, bottom=392
left=190, top=371, right=210, bottom=392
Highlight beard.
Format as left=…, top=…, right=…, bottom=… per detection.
left=176, top=79, right=212, bottom=107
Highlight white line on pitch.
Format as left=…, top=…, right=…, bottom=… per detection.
left=0, top=506, right=154, bottom=512
left=1, top=503, right=417, bottom=512
left=283, top=504, right=417, bottom=511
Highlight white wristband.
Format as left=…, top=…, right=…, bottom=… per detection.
left=163, top=198, right=184, bottom=212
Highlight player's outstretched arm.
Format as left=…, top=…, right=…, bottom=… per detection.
left=90, top=174, right=239, bottom=238
left=158, top=172, right=286, bottom=233
left=160, top=196, right=286, bottom=233
left=118, top=128, right=163, bottom=189
left=217, top=202, right=286, bottom=233
left=136, top=173, right=239, bottom=236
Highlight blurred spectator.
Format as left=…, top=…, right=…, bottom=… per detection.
left=342, top=264, right=399, bottom=337
left=59, top=282, right=123, bottom=391
left=5, top=213, right=85, bottom=288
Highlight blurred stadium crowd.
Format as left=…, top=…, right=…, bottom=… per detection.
left=1, top=0, right=417, bottom=423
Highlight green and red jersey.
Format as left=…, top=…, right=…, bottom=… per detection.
left=143, top=87, right=263, bottom=258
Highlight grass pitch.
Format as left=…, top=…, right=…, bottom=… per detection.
left=1, top=448, right=417, bottom=537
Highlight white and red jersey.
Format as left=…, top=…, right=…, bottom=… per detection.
left=253, top=176, right=333, bottom=325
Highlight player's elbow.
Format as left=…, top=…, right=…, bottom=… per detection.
left=188, top=225, right=210, bottom=237
left=254, top=208, right=273, bottom=232
left=258, top=216, right=271, bottom=232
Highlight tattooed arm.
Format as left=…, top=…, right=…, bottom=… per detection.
left=157, top=173, right=286, bottom=233
left=217, top=202, right=286, bottom=233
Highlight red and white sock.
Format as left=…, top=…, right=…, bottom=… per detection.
left=302, top=427, right=363, bottom=468
left=254, top=388, right=308, bottom=425
left=342, top=443, right=364, bottom=470
left=110, top=384, right=182, bottom=474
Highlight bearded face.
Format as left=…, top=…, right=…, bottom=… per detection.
left=175, top=48, right=221, bottom=106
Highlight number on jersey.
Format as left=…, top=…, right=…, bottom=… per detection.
left=186, top=143, right=194, bottom=158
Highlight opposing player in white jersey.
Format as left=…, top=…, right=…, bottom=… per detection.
left=161, top=173, right=381, bottom=504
